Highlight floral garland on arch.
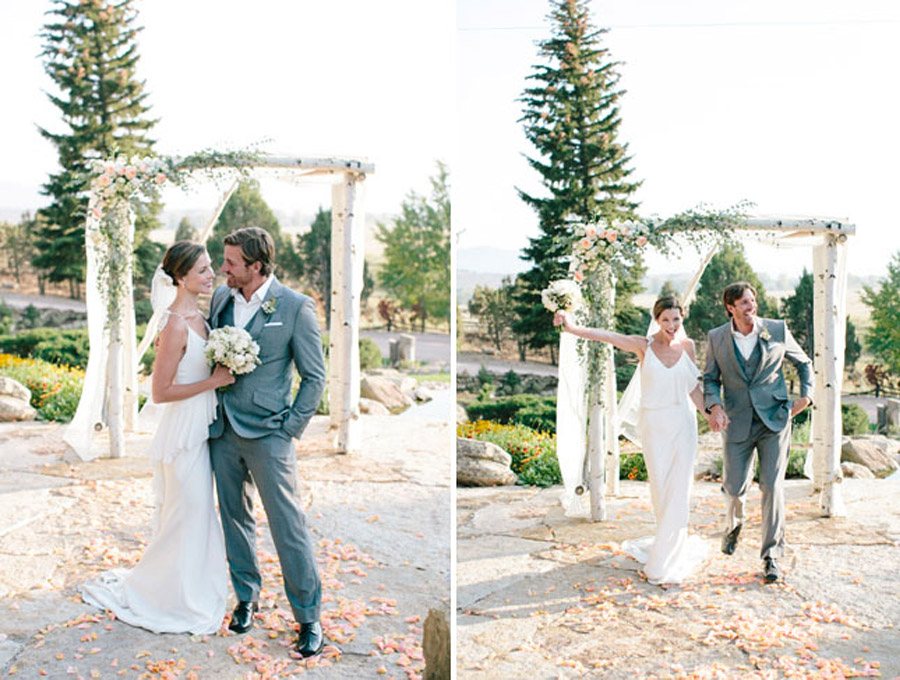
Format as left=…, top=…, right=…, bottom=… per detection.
left=558, top=203, right=750, bottom=399
left=85, top=148, right=260, bottom=330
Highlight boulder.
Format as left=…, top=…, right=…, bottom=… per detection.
left=359, top=398, right=390, bottom=416
left=841, top=437, right=899, bottom=476
left=360, top=376, right=414, bottom=412
left=456, top=404, right=468, bottom=424
left=0, top=377, right=30, bottom=403
left=0, top=395, right=37, bottom=422
left=423, top=607, right=450, bottom=680
left=457, top=438, right=517, bottom=486
left=414, top=386, right=435, bottom=403
left=841, top=462, right=875, bottom=479
left=862, top=434, right=900, bottom=457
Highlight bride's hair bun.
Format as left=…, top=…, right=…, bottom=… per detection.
left=162, top=241, right=205, bottom=285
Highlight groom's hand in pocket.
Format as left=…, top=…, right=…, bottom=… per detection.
left=790, top=396, right=811, bottom=418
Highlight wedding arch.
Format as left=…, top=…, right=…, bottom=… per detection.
left=64, top=152, right=374, bottom=461
left=556, top=216, right=853, bottom=521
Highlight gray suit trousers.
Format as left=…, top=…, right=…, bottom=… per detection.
left=722, top=411, right=791, bottom=559
left=210, top=417, right=321, bottom=622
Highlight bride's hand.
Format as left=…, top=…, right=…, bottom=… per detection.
left=553, top=309, right=571, bottom=329
left=211, top=364, right=235, bottom=388
left=554, top=310, right=573, bottom=331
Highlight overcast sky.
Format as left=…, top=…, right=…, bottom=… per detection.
left=0, top=0, right=453, bottom=219
left=457, top=0, right=900, bottom=278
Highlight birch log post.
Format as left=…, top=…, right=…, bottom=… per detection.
left=329, top=173, right=365, bottom=454
left=105, top=202, right=135, bottom=459
left=587, top=386, right=607, bottom=521
left=811, top=233, right=848, bottom=517
left=604, top=282, right=620, bottom=496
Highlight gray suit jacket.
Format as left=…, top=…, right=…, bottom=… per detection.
left=208, top=277, right=326, bottom=441
left=703, top=318, right=814, bottom=441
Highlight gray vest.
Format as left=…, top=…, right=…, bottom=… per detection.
left=733, top=338, right=762, bottom=381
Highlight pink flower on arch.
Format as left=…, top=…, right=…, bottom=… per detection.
left=124, top=166, right=137, bottom=180
left=606, top=230, right=618, bottom=242
left=580, top=238, right=592, bottom=250
left=636, top=236, right=648, bottom=247
left=155, top=173, right=167, bottom=185
left=97, top=174, right=112, bottom=188
left=584, top=226, right=597, bottom=238
left=574, top=270, right=584, bottom=283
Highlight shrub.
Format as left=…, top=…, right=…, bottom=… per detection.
left=359, top=337, right=383, bottom=370
left=619, top=453, right=648, bottom=481
left=0, top=353, right=83, bottom=422
left=33, top=333, right=91, bottom=369
left=513, top=401, right=557, bottom=434
left=466, top=394, right=556, bottom=426
left=458, top=420, right=561, bottom=487
left=841, top=403, right=870, bottom=436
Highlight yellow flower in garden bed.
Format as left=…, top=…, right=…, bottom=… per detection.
left=458, top=420, right=561, bottom=486
left=0, top=353, right=84, bottom=422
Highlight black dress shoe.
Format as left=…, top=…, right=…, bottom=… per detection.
left=763, top=557, right=781, bottom=583
left=228, top=601, right=259, bottom=634
left=721, top=524, right=742, bottom=555
left=296, top=620, right=325, bottom=658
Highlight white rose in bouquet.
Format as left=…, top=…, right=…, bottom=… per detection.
left=205, top=326, right=261, bottom=376
left=540, top=279, right=582, bottom=313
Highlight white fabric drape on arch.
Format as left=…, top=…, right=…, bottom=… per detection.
left=65, top=177, right=240, bottom=459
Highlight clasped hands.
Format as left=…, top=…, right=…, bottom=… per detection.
left=706, top=405, right=730, bottom=433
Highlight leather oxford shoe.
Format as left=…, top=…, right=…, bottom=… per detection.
left=764, top=557, right=781, bottom=583
left=228, top=601, right=259, bottom=634
left=296, top=620, right=325, bottom=658
left=721, top=524, right=741, bottom=555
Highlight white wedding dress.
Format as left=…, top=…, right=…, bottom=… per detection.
left=81, top=323, right=227, bottom=634
left=621, top=345, right=709, bottom=585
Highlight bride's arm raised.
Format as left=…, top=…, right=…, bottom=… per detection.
left=553, top=310, right=648, bottom=358
left=151, top=317, right=234, bottom=403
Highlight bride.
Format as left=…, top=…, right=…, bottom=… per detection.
left=81, top=241, right=235, bottom=633
left=555, top=295, right=715, bottom=585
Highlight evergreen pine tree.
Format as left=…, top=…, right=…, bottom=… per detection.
left=781, top=268, right=815, bottom=357
left=683, top=242, right=777, bottom=340
left=295, top=207, right=332, bottom=323
left=205, top=180, right=298, bottom=281
left=174, top=216, right=198, bottom=242
left=515, top=0, right=642, bottom=360
left=37, top=0, right=161, bottom=297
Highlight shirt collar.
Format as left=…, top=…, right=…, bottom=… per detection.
left=232, top=275, right=274, bottom=303
left=731, top=317, right=761, bottom=339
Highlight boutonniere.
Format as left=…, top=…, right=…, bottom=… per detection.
left=759, top=326, right=772, bottom=342
left=261, top=298, right=277, bottom=316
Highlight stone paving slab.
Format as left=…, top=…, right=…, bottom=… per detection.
left=458, top=474, right=900, bottom=679
left=1, top=414, right=450, bottom=679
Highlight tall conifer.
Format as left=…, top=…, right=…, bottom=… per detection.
left=36, top=0, right=159, bottom=297
left=515, top=0, right=642, bottom=359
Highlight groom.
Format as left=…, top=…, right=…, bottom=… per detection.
left=703, top=281, right=813, bottom=583
left=208, top=227, right=327, bottom=656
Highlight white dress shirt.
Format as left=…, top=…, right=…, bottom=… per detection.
left=731, top=318, right=761, bottom=360
left=232, top=275, right=274, bottom=328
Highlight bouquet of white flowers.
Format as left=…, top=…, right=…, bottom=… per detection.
left=540, top=279, right=582, bottom=313
left=205, top=326, right=261, bottom=376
